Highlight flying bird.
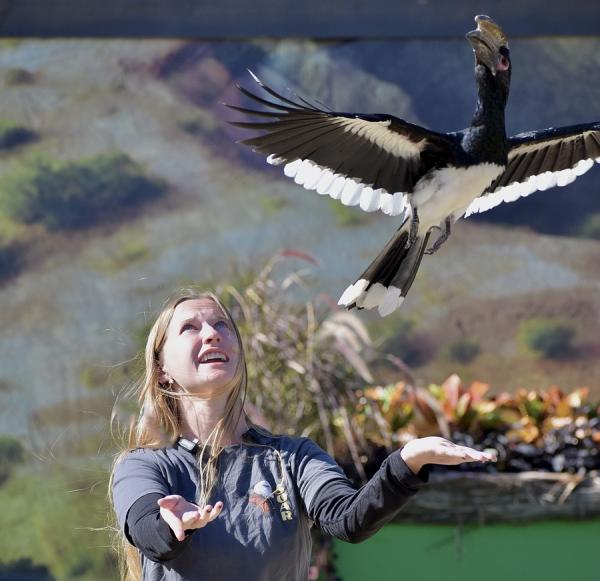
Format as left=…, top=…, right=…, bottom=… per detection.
left=227, top=15, right=600, bottom=316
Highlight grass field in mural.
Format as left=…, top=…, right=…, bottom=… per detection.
left=0, top=37, right=599, bottom=578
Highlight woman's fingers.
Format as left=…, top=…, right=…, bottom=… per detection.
left=401, top=436, right=498, bottom=472
left=443, top=445, right=495, bottom=464
left=195, top=501, right=224, bottom=527
left=167, top=500, right=225, bottom=535
left=180, top=509, right=203, bottom=528
left=158, top=496, right=218, bottom=540
left=426, top=439, right=494, bottom=464
left=205, top=501, right=224, bottom=523
left=461, top=446, right=496, bottom=462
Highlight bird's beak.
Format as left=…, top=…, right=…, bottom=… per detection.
left=466, top=15, right=508, bottom=76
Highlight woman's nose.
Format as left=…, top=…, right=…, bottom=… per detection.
left=201, top=323, right=221, bottom=342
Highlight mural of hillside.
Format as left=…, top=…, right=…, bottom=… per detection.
left=0, top=36, right=599, bottom=578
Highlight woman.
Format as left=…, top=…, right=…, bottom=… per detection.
left=110, top=289, right=495, bottom=580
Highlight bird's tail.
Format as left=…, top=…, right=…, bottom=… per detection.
left=338, top=223, right=431, bottom=317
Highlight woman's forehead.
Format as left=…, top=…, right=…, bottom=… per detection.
left=172, top=298, right=224, bottom=322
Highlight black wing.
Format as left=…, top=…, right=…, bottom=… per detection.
left=465, top=122, right=600, bottom=216
left=227, top=71, right=458, bottom=218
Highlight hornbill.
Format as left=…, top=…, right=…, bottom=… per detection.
left=227, top=15, right=600, bottom=316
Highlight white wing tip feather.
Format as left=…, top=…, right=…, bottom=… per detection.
left=337, top=279, right=369, bottom=307
left=280, top=157, right=408, bottom=217
left=357, top=282, right=387, bottom=309
left=465, top=156, right=599, bottom=218
left=377, top=286, right=403, bottom=317
left=283, top=159, right=302, bottom=177
left=267, top=154, right=285, bottom=166
left=338, top=281, right=404, bottom=316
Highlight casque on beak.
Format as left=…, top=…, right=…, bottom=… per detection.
left=466, top=15, right=509, bottom=76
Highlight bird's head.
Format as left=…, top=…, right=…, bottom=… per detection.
left=466, top=15, right=511, bottom=98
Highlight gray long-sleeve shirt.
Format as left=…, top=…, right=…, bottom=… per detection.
left=112, top=426, right=427, bottom=580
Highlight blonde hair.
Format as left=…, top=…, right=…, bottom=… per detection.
left=109, top=288, right=250, bottom=581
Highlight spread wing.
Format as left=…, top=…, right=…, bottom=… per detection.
left=464, top=122, right=600, bottom=217
left=227, top=72, right=458, bottom=218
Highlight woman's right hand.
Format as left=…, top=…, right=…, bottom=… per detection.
left=157, top=494, right=223, bottom=541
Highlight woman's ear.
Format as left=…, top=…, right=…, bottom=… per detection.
left=159, top=370, right=173, bottom=386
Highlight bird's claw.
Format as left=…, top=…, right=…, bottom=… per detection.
left=424, top=219, right=451, bottom=255
left=424, top=244, right=442, bottom=255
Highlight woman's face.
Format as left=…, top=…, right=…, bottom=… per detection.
left=159, top=298, right=240, bottom=396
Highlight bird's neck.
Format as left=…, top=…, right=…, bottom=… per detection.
left=464, top=76, right=508, bottom=162
left=471, top=80, right=507, bottom=133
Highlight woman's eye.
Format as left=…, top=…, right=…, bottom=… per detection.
left=181, top=324, right=195, bottom=332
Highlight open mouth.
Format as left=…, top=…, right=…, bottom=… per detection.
left=197, top=350, right=229, bottom=364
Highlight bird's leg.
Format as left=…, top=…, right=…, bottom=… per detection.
left=405, top=208, right=420, bottom=248
left=425, top=218, right=452, bottom=255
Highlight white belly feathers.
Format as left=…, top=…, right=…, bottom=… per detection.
left=412, top=163, right=504, bottom=230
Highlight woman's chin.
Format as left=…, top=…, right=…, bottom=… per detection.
left=185, top=372, right=236, bottom=395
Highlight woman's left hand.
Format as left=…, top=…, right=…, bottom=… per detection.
left=157, top=495, right=224, bottom=541
left=400, top=436, right=496, bottom=475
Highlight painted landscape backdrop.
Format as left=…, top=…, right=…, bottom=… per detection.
left=0, top=35, right=599, bottom=578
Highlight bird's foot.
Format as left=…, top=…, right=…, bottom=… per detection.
left=424, top=219, right=451, bottom=255
left=424, top=242, right=444, bottom=255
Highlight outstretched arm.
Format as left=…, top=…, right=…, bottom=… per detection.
left=399, top=435, right=495, bottom=473
left=125, top=494, right=223, bottom=562
left=296, top=437, right=494, bottom=544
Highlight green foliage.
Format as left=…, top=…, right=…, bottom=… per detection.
left=260, top=195, right=289, bottom=216
left=379, top=315, right=435, bottom=367
left=0, top=235, right=22, bottom=281
left=80, top=359, right=141, bottom=391
left=0, top=558, right=53, bottom=579
left=0, top=152, right=166, bottom=231
left=0, top=213, right=28, bottom=280
left=87, top=230, right=151, bottom=274
left=131, top=319, right=155, bottom=353
left=445, top=338, right=481, bottom=364
left=79, top=365, right=113, bottom=390
left=105, top=236, right=150, bottom=269
left=0, top=465, right=115, bottom=579
left=0, top=435, right=25, bottom=484
left=4, top=67, right=35, bottom=85
left=577, top=212, right=600, bottom=240
left=518, top=318, right=576, bottom=359
left=0, top=40, right=23, bottom=50
left=0, top=119, right=36, bottom=150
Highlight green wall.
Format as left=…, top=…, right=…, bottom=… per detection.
left=334, top=519, right=600, bottom=581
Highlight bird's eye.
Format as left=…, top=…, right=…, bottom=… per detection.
left=498, top=55, right=510, bottom=71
